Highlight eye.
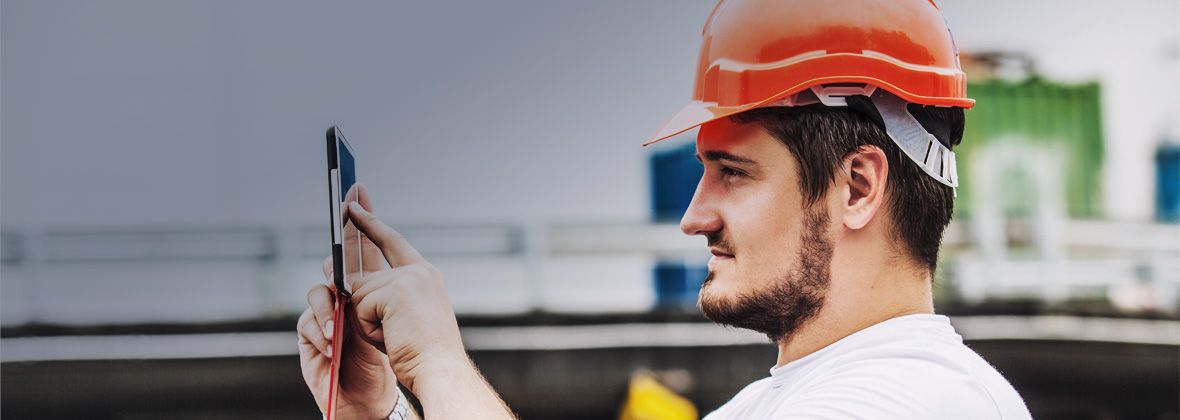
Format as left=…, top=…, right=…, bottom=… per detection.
left=719, top=166, right=747, bottom=179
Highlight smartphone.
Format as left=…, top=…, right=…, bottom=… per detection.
left=327, top=125, right=361, bottom=294
left=324, top=125, right=361, bottom=420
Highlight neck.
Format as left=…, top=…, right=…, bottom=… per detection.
left=773, top=253, right=934, bottom=368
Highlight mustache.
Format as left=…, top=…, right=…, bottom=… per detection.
left=705, top=231, right=735, bottom=255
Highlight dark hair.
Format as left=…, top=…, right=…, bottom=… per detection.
left=730, top=103, right=965, bottom=274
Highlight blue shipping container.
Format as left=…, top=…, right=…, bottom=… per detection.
left=649, top=143, right=703, bottom=222
left=1157, top=143, right=1180, bottom=222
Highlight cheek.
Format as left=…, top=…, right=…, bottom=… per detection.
left=732, top=185, right=803, bottom=280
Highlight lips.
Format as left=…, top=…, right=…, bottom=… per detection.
left=708, top=248, right=734, bottom=270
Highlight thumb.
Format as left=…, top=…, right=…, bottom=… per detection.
left=345, top=297, right=386, bottom=352
left=346, top=201, right=425, bottom=268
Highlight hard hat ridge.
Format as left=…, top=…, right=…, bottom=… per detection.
left=646, top=0, right=972, bottom=147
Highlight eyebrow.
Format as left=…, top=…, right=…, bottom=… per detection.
left=696, top=150, right=758, bottom=166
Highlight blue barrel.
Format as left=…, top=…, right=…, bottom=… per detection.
left=649, top=142, right=703, bottom=222
left=653, top=261, right=709, bottom=310
left=1157, top=143, right=1180, bottom=222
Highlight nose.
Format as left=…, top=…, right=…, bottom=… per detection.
left=680, top=181, right=722, bottom=237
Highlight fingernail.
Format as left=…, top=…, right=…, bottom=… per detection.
left=348, top=201, right=363, bottom=212
left=324, top=320, right=334, bottom=339
left=326, top=345, right=333, bottom=358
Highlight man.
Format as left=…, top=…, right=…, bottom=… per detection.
left=297, top=0, right=1033, bottom=418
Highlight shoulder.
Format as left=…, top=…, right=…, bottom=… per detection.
left=776, top=335, right=1031, bottom=419
left=702, top=376, right=773, bottom=420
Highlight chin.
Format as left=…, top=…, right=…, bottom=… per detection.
left=698, top=270, right=736, bottom=306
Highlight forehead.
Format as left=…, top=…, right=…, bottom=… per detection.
left=696, top=118, right=794, bottom=166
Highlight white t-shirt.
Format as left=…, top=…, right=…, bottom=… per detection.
left=704, top=314, right=1032, bottom=420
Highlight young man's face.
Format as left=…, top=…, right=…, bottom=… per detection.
left=681, top=117, right=834, bottom=342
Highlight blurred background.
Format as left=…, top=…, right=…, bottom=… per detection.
left=2, top=1, right=1178, bottom=419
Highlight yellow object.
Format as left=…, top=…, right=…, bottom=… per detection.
left=619, top=374, right=699, bottom=420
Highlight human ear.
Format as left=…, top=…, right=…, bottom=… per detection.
left=841, top=146, right=888, bottom=230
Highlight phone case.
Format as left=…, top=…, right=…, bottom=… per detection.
left=324, top=125, right=354, bottom=420
left=326, top=291, right=351, bottom=420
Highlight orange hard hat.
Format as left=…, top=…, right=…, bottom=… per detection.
left=645, top=0, right=974, bottom=146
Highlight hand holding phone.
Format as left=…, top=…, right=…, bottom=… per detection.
left=297, top=126, right=401, bottom=419
left=304, top=126, right=508, bottom=419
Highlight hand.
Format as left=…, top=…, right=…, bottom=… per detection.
left=326, top=183, right=514, bottom=419
left=298, top=185, right=400, bottom=419
left=342, top=185, right=468, bottom=393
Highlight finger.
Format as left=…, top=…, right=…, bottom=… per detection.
left=347, top=201, right=425, bottom=268
left=346, top=184, right=389, bottom=272
left=341, top=200, right=358, bottom=243
left=340, top=183, right=371, bottom=226
left=306, top=284, right=337, bottom=340
left=298, top=308, right=332, bottom=357
left=341, top=185, right=388, bottom=273
left=355, top=183, right=374, bottom=213
left=322, top=255, right=353, bottom=292
left=340, top=183, right=363, bottom=247
left=345, top=291, right=387, bottom=350
left=344, top=183, right=362, bottom=205
left=338, top=197, right=368, bottom=289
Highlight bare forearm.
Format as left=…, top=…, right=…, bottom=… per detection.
left=411, top=357, right=515, bottom=420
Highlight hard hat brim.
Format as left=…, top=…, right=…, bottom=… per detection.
left=643, top=78, right=975, bottom=147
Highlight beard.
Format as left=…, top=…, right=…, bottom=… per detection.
left=698, top=207, right=833, bottom=343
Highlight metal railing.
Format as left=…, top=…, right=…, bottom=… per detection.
left=1, top=220, right=1177, bottom=327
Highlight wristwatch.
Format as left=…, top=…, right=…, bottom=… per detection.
left=385, top=387, right=411, bottom=420
left=320, top=387, right=412, bottom=420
